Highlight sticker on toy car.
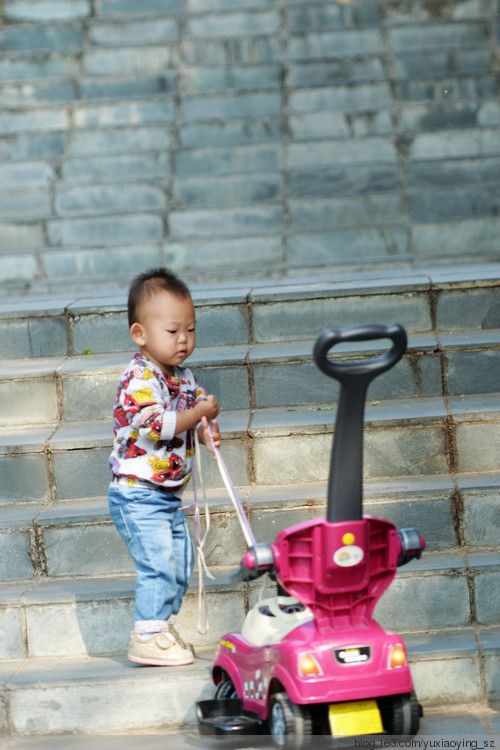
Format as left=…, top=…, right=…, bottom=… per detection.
left=333, top=544, right=364, bottom=567
left=334, top=646, right=371, bottom=665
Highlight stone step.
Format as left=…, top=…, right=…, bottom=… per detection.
left=2, top=264, right=500, bottom=356
left=3, top=328, right=500, bottom=427
left=0, top=138, right=499, bottom=281
left=3, top=220, right=500, bottom=290
left=0, top=391, right=498, bottom=503
left=0, top=0, right=497, bottom=289
left=3, top=242, right=500, bottom=295
left=1, top=116, right=499, bottom=182
left=1, top=469, right=498, bottom=582
left=0, top=649, right=214, bottom=736
left=0, top=569, right=244, bottom=660
left=0, top=0, right=492, bottom=61
left=2, top=706, right=500, bottom=746
left=1, top=549, right=499, bottom=659
left=0, top=625, right=498, bottom=735
left=0, top=475, right=453, bottom=581
left=0, top=112, right=498, bottom=172
left=0, top=65, right=497, bottom=109
left=1, top=138, right=499, bottom=243
left=0, top=51, right=495, bottom=144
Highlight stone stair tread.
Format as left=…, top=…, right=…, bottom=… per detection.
left=0, top=295, right=72, bottom=317
left=253, top=393, right=500, bottom=432
left=0, top=649, right=214, bottom=734
left=1, top=648, right=214, bottom=686
left=0, top=259, right=499, bottom=312
left=0, top=84, right=173, bottom=111
left=29, top=343, right=251, bottom=374
left=0, top=653, right=209, bottom=734
left=457, top=471, right=500, bottom=490
left=3, top=471, right=460, bottom=521
left=0, top=356, right=65, bottom=378
left=0, top=425, right=53, bottom=453
left=404, top=627, right=500, bottom=659
left=1, top=391, right=499, bottom=448
left=250, top=397, right=448, bottom=433
left=249, top=332, right=440, bottom=361
left=48, top=419, right=111, bottom=449
left=249, top=272, right=432, bottom=301
left=0, top=502, right=44, bottom=528
left=0, top=258, right=486, bottom=297
left=0, top=475, right=448, bottom=529
left=33, top=491, right=243, bottom=525
left=449, top=392, right=500, bottom=421
left=397, top=551, right=466, bottom=575
left=468, top=551, right=500, bottom=569
left=247, top=261, right=500, bottom=299
left=45, top=409, right=251, bottom=447
left=2, top=332, right=500, bottom=429
left=4, top=70, right=493, bottom=111
left=0, top=331, right=458, bottom=381
left=0, top=573, right=137, bottom=604
left=405, top=628, right=479, bottom=659
left=0, top=328, right=483, bottom=377
left=4, top=640, right=488, bottom=736
left=1, top=259, right=499, bottom=358
left=0, top=626, right=497, bottom=691
left=36, top=496, right=110, bottom=525
left=1, top=567, right=236, bottom=605
left=480, top=627, right=500, bottom=652
left=0, top=547, right=495, bottom=608
left=0, top=91, right=175, bottom=111
left=0, top=626, right=496, bottom=677
left=440, top=329, right=500, bottom=348
left=247, top=474, right=457, bottom=506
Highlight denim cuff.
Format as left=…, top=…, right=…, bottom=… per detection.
left=133, top=620, right=169, bottom=634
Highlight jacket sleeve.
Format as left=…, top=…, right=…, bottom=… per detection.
left=117, top=369, right=175, bottom=443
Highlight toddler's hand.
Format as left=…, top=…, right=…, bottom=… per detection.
left=200, top=417, right=221, bottom=458
left=196, top=393, right=220, bottom=421
left=200, top=416, right=221, bottom=453
left=203, top=416, right=221, bottom=450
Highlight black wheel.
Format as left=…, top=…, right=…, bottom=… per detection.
left=379, top=691, right=420, bottom=735
left=268, top=692, right=313, bottom=749
left=213, top=675, right=237, bottom=699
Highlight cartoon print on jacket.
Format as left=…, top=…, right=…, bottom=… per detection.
left=148, top=454, right=184, bottom=483
left=123, top=387, right=156, bottom=415
left=109, top=353, right=205, bottom=492
left=117, top=430, right=147, bottom=460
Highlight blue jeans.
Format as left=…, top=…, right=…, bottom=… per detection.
left=108, top=483, right=195, bottom=632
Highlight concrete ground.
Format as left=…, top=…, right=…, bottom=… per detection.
left=0, top=705, right=499, bottom=750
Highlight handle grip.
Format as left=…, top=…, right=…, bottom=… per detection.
left=313, top=323, right=407, bottom=385
left=313, top=323, right=407, bottom=523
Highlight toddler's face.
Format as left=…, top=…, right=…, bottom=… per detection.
left=131, top=291, right=196, bottom=375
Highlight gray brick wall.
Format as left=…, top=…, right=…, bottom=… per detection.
left=0, top=0, right=499, bottom=288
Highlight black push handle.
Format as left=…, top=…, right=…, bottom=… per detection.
left=313, top=323, right=407, bottom=384
left=313, top=324, right=407, bottom=523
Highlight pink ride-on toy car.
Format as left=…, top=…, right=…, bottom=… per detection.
left=196, top=324, right=425, bottom=747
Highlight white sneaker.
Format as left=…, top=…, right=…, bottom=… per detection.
left=127, top=631, right=194, bottom=666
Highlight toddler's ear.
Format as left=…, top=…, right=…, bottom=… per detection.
left=130, top=322, right=145, bottom=346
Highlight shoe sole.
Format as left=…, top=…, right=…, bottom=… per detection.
left=127, top=654, right=194, bottom=667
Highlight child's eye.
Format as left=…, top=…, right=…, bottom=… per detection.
left=167, top=330, right=177, bottom=334
left=188, top=327, right=195, bottom=333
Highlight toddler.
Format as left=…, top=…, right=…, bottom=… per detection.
left=108, top=267, right=221, bottom=666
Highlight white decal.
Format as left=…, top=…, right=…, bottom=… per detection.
left=333, top=545, right=364, bottom=567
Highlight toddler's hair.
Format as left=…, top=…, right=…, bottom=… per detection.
left=128, top=267, right=191, bottom=327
